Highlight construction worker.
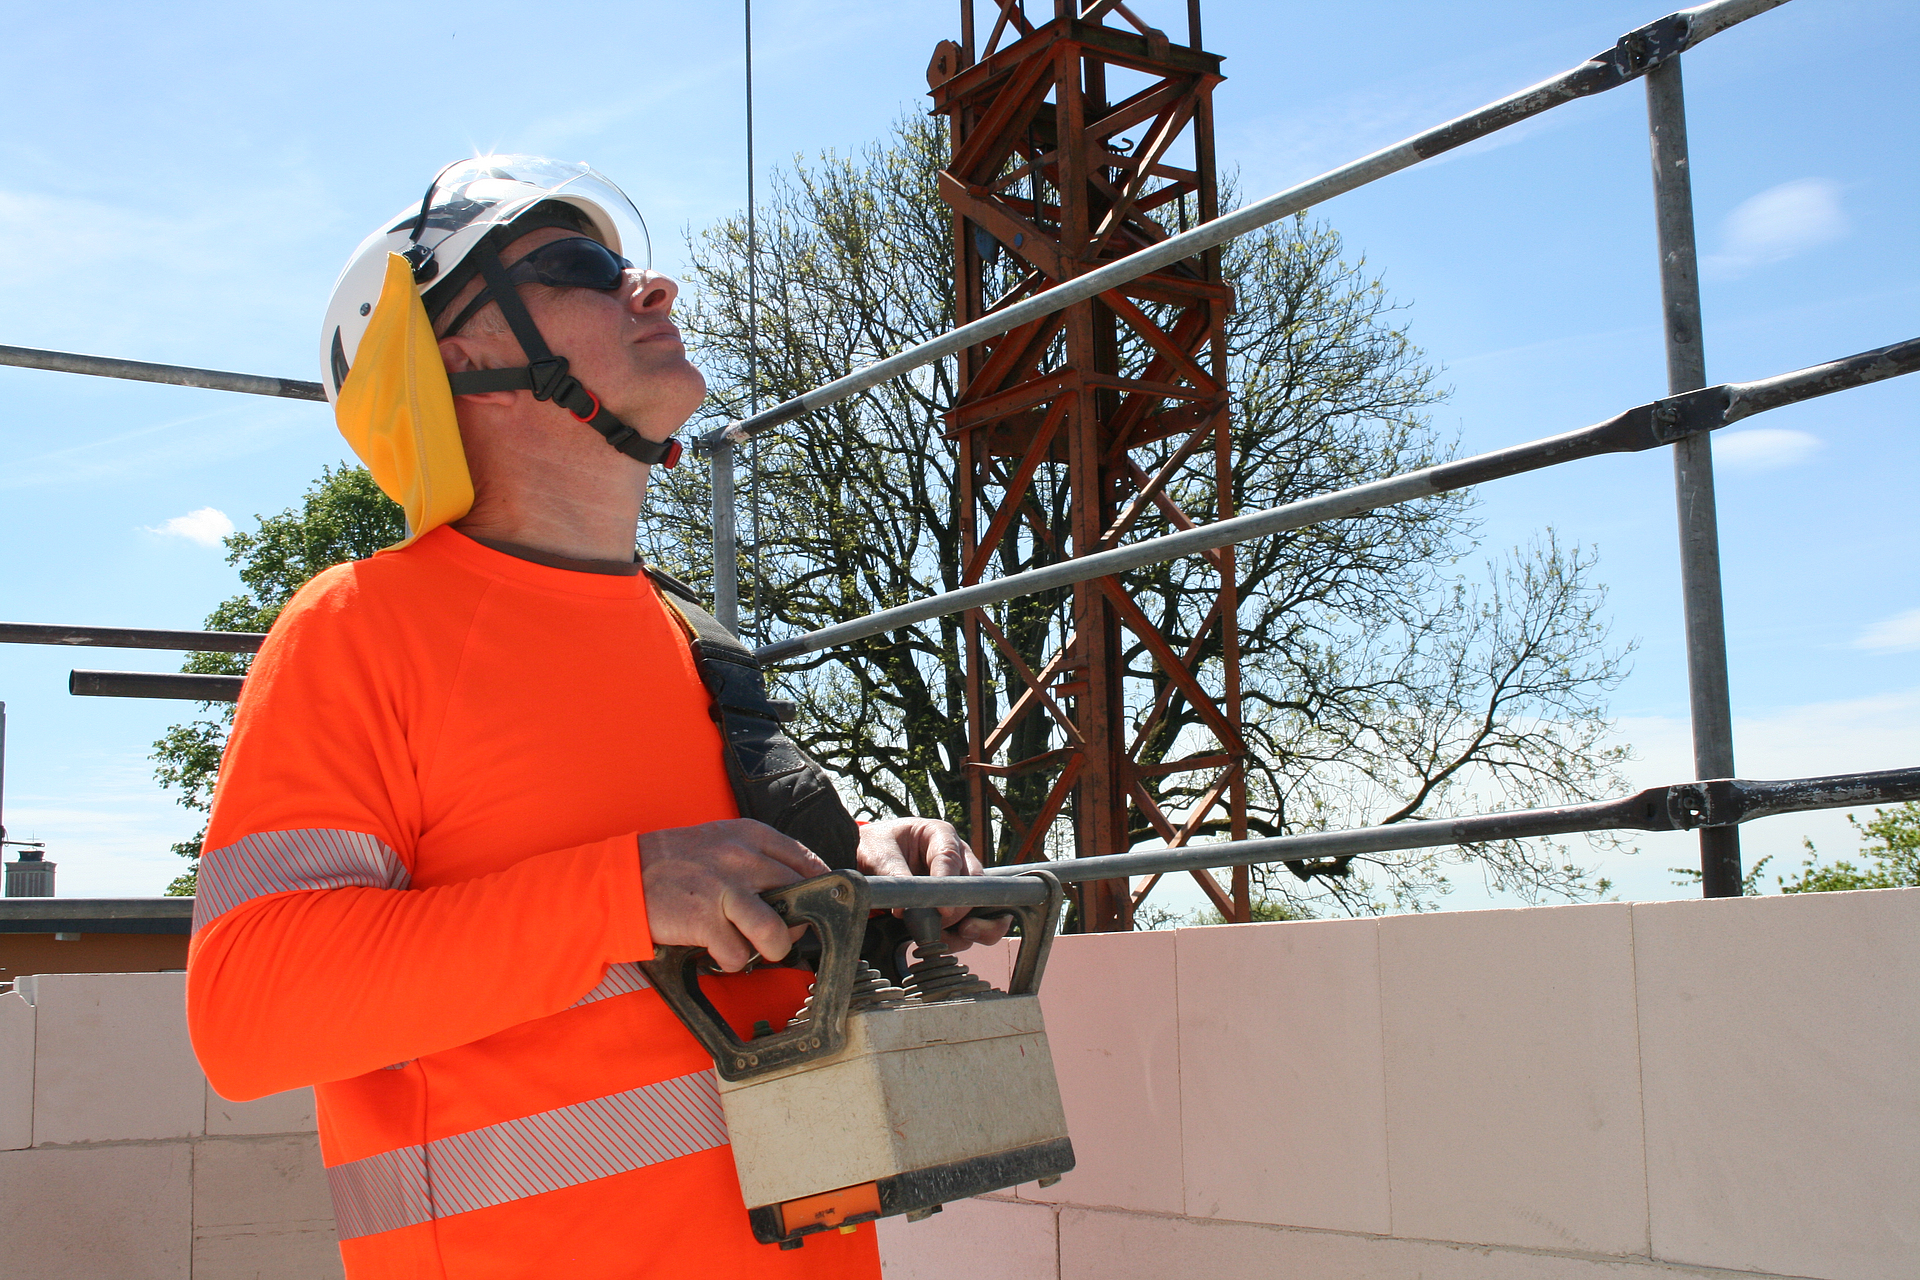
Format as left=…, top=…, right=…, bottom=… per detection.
left=186, top=156, right=1004, bottom=1279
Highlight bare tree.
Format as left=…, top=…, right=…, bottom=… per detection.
left=644, top=112, right=1632, bottom=914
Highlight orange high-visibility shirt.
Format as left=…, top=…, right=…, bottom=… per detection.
left=186, top=526, right=879, bottom=1280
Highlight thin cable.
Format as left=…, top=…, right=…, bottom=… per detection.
left=745, top=0, right=762, bottom=643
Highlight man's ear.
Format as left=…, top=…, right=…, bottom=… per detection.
left=439, top=336, right=520, bottom=407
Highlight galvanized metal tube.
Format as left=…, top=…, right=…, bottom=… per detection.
left=989, top=798, right=1644, bottom=889
left=822, top=761, right=1920, bottom=912
left=2, top=4, right=1788, bottom=432
left=865, top=875, right=1052, bottom=910
left=1724, top=336, right=1920, bottom=421
left=0, top=344, right=326, bottom=402
left=699, top=0, right=1790, bottom=452
left=711, top=440, right=742, bottom=633
left=1728, top=766, right=1920, bottom=822
left=753, top=336, right=1915, bottom=664
left=0, top=622, right=265, bottom=653
left=980, top=766, right=1920, bottom=888
left=68, top=671, right=245, bottom=702
left=26, top=335, right=1894, bottom=685
left=1648, top=55, right=1741, bottom=897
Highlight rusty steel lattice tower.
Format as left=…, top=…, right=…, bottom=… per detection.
left=928, top=0, right=1247, bottom=930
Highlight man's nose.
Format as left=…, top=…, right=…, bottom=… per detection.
left=627, top=270, right=678, bottom=315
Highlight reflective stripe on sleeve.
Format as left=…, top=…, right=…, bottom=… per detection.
left=192, top=828, right=411, bottom=932
left=325, top=1069, right=729, bottom=1240
left=569, top=961, right=652, bottom=1008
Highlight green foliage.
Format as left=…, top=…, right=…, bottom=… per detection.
left=1668, top=855, right=1772, bottom=896
left=1779, top=803, right=1920, bottom=893
left=163, top=829, right=206, bottom=897
left=154, top=466, right=404, bottom=894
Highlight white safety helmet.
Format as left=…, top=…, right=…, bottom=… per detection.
left=320, top=155, right=679, bottom=469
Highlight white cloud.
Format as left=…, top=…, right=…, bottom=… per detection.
left=1704, top=178, right=1848, bottom=278
left=1712, top=427, right=1821, bottom=471
left=1855, top=609, right=1920, bottom=654
left=148, top=505, right=234, bottom=547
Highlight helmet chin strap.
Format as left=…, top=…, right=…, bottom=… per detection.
left=442, top=239, right=682, bottom=469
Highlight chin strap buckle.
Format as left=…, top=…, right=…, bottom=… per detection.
left=526, top=356, right=580, bottom=404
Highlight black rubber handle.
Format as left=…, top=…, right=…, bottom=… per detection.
left=638, top=869, right=871, bottom=1081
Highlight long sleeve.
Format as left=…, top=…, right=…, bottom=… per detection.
left=181, top=545, right=721, bottom=1101
left=188, top=832, right=652, bottom=1099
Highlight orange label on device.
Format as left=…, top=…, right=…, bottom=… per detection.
left=778, top=1181, right=882, bottom=1235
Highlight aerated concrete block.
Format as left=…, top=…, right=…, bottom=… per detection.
left=1057, top=1207, right=1760, bottom=1280
left=1018, top=930, right=1184, bottom=1214
left=1378, top=902, right=1649, bottom=1256
left=1175, top=916, right=1390, bottom=1235
left=193, top=1134, right=343, bottom=1280
left=1634, top=888, right=1920, bottom=1280
left=0, top=1141, right=192, bottom=1280
left=206, top=1082, right=318, bottom=1136
left=0, top=989, right=32, bottom=1149
left=878, top=1196, right=1058, bottom=1280
left=21, top=971, right=203, bottom=1145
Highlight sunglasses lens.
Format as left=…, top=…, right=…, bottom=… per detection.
left=524, top=238, right=630, bottom=289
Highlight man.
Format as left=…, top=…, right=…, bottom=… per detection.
left=187, top=156, right=1000, bottom=1280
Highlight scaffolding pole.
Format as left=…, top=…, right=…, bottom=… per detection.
left=45, top=335, right=1917, bottom=703
left=0, top=344, right=325, bottom=401
left=711, top=440, right=742, bottom=633
left=1647, top=56, right=1741, bottom=897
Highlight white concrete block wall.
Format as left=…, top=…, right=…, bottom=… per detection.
left=1178, top=914, right=1388, bottom=1233
left=192, top=1134, right=340, bottom=1280
left=1019, top=929, right=1185, bottom=1215
left=0, top=971, right=338, bottom=1280
left=2, top=888, right=1913, bottom=1280
left=884, top=888, right=1919, bottom=1280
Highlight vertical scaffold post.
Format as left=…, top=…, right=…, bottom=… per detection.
left=712, top=441, right=742, bottom=633
left=708, top=0, right=758, bottom=639
left=1646, top=56, right=1741, bottom=897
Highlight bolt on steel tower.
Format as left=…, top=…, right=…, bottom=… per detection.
left=929, top=0, right=1247, bottom=930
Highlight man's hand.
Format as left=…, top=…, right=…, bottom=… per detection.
left=856, top=817, right=1012, bottom=951
left=639, top=819, right=832, bottom=972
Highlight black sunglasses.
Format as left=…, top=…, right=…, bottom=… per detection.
left=438, top=237, right=634, bottom=338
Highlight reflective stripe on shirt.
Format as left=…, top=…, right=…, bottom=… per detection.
left=193, top=828, right=411, bottom=932
left=569, top=961, right=652, bottom=1008
left=326, top=1069, right=729, bottom=1240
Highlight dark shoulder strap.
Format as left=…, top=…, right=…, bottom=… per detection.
left=643, top=564, right=704, bottom=607
left=644, top=567, right=760, bottom=667
left=641, top=566, right=858, bottom=869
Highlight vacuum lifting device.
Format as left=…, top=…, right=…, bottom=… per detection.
left=643, top=870, right=1073, bottom=1248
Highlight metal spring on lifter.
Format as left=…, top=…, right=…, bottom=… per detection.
left=901, top=908, right=993, bottom=1003
left=781, top=961, right=913, bottom=1033
left=903, top=937, right=993, bottom=1002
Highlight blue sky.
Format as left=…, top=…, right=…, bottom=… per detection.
left=0, top=0, right=1913, bottom=906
